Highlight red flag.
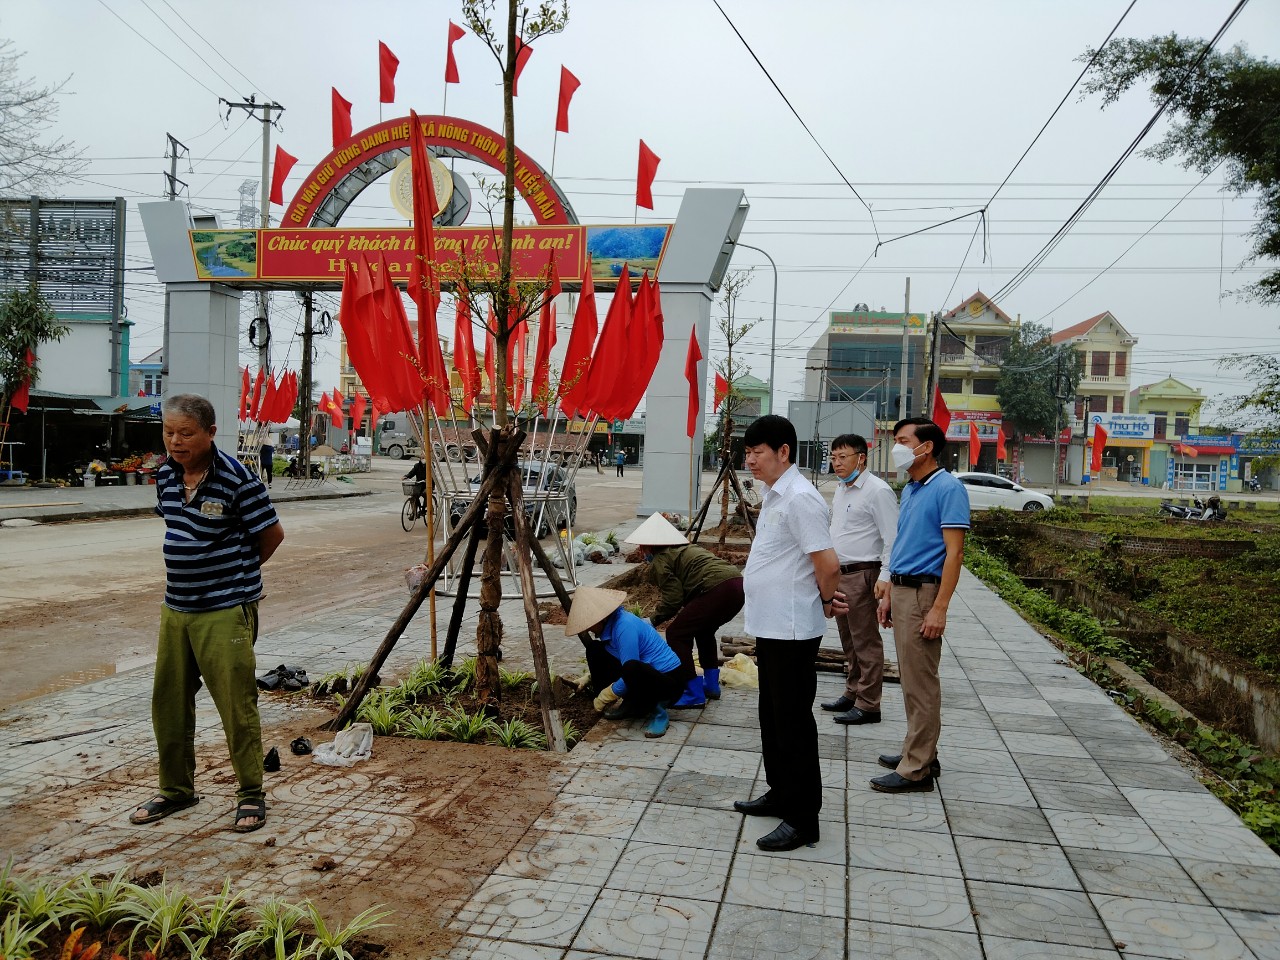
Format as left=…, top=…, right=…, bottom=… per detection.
left=408, top=109, right=449, bottom=413
left=331, top=88, right=353, bottom=147
left=445, top=21, right=466, bottom=84
left=615, top=271, right=662, bottom=418
left=512, top=36, right=532, bottom=96
left=931, top=383, right=952, bottom=434
left=484, top=303, right=497, bottom=401
left=370, top=399, right=381, bottom=435
left=269, top=146, right=298, bottom=206
left=969, top=421, right=981, bottom=465
left=330, top=388, right=345, bottom=428
left=511, top=316, right=529, bottom=409
left=996, top=426, right=1008, bottom=461
left=714, top=372, right=730, bottom=411
left=249, top=367, right=265, bottom=420
left=559, top=257, right=597, bottom=418
left=1091, top=424, right=1109, bottom=474
left=238, top=366, right=250, bottom=421
left=375, top=254, right=428, bottom=411
left=453, top=293, right=480, bottom=413
left=555, top=66, right=580, bottom=133
left=260, top=374, right=277, bottom=424
left=10, top=348, right=35, bottom=414
left=336, top=260, right=387, bottom=410
left=378, top=41, right=399, bottom=103
left=636, top=140, right=660, bottom=209
left=684, top=329, right=703, bottom=439
left=583, top=265, right=632, bottom=418
left=277, top=371, right=297, bottom=423
left=350, top=392, right=368, bottom=433
left=531, top=260, right=560, bottom=415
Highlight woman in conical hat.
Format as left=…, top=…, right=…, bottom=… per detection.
left=623, top=513, right=744, bottom=709
left=566, top=586, right=691, bottom=739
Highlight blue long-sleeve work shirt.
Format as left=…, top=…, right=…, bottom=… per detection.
left=601, top=608, right=682, bottom=697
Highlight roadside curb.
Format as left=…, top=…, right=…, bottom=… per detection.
left=2, top=488, right=373, bottom=525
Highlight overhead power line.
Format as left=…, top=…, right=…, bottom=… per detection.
left=93, top=0, right=218, bottom=97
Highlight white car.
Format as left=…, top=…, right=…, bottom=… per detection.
left=956, top=472, right=1054, bottom=512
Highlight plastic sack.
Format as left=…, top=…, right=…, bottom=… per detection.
left=718, top=652, right=759, bottom=689
left=312, top=722, right=374, bottom=767
left=405, top=563, right=429, bottom=592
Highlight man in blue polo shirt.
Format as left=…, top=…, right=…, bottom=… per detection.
left=872, top=416, right=968, bottom=793
left=130, top=394, right=284, bottom=833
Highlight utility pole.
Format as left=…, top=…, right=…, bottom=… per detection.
left=300, top=292, right=314, bottom=478
left=898, top=277, right=911, bottom=420
left=220, top=96, right=285, bottom=374
left=926, top=311, right=943, bottom=419
left=164, top=133, right=189, bottom=200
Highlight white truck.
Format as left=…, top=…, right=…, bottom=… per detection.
left=377, top=417, right=421, bottom=460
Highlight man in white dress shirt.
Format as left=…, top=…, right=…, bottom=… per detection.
left=732, top=415, right=845, bottom=852
left=822, top=434, right=899, bottom=726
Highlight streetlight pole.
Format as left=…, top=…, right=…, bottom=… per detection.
left=729, top=240, right=778, bottom=416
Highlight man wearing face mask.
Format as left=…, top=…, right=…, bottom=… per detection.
left=822, top=434, right=898, bottom=726
left=871, top=417, right=969, bottom=793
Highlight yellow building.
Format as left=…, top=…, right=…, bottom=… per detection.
left=1128, top=375, right=1203, bottom=440
left=1049, top=311, right=1136, bottom=426
left=935, top=291, right=1017, bottom=470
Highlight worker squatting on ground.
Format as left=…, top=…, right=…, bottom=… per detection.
left=623, top=512, right=744, bottom=709
left=567, top=586, right=692, bottom=739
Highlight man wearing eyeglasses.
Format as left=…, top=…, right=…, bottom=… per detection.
left=822, top=434, right=898, bottom=726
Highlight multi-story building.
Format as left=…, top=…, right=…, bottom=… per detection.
left=934, top=291, right=1017, bottom=472
left=128, top=347, right=164, bottom=397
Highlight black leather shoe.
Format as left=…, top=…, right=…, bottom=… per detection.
left=756, top=822, right=818, bottom=851
left=733, top=795, right=783, bottom=817
left=834, top=707, right=881, bottom=725
left=821, top=695, right=857, bottom=712
left=870, top=771, right=934, bottom=793
left=877, top=754, right=941, bottom=778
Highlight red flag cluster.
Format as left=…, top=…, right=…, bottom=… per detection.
left=237, top=367, right=298, bottom=424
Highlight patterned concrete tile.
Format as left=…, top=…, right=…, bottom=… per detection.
left=633, top=801, right=742, bottom=852
left=726, top=852, right=846, bottom=917
left=1092, top=895, right=1253, bottom=960
left=1012, top=751, right=1108, bottom=783
left=1078, top=736, right=1174, bottom=765
left=942, top=798, right=1057, bottom=844
left=448, top=875, right=596, bottom=947
left=1120, top=787, right=1242, bottom=827
left=987, top=712, right=1073, bottom=735
left=938, top=771, right=1036, bottom=807
left=1222, top=908, right=1280, bottom=960
left=658, top=771, right=754, bottom=810
left=968, top=881, right=1113, bottom=950
left=707, top=904, right=843, bottom=960
left=972, top=681, right=1042, bottom=700
left=438, top=937, right=565, bottom=960
left=1096, top=758, right=1203, bottom=792
left=669, top=745, right=760, bottom=781
left=848, top=868, right=975, bottom=933
left=684, top=723, right=760, bottom=753
left=735, top=822, right=846, bottom=866
left=1000, top=731, right=1091, bottom=759
left=531, top=795, right=646, bottom=840
left=1061, top=716, right=1159, bottom=742
left=1184, top=860, right=1280, bottom=914
left=1064, top=847, right=1207, bottom=905
left=848, top=788, right=949, bottom=834
left=955, top=835, right=1081, bottom=890
left=939, top=707, right=998, bottom=730
left=606, top=841, right=732, bottom=900
left=981, top=695, right=1057, bottom=716
left=1047, top=811, right=1169, bottom=855
left=848, top=824, right=963, bottom=878
left=498, top=830, right=627, bottom=887
left=1037, top=685, right=1114, bottom=705
left=1153, top=821, right=1279, bottom=867
left=981, top=936, right=1122, bottom=959
left=581, top=738, right=683, bottom=770
left=847, top=920, right=981, bottom=958
left=571, top=889, right=715, bottom=960
left=1025, top=778, right=1136, bottom=817
left=560, top=762, right=667, bottom=802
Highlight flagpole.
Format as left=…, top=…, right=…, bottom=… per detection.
left=550, top=130, right=559, bottom=178
left=689, top=434, right=695, bottom=526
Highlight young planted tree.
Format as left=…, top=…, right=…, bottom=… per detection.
left=460, top=0, right=569, bottom=708
left=712, top=271, right=756, bottom=543
left=0, top=283, right=68, bottom=465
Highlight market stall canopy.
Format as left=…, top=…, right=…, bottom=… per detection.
left=28, top=391, right=160, bottom=418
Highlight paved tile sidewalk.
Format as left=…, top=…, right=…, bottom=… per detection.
left=1, top=559, right=1277, bottom=958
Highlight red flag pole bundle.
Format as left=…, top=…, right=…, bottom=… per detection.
left=558, top=257, right=597, bottom=420
left=452, top=289, right=481, bottom=416
left=531, top=260, right=560, bottom=416
left=684, top=327, right=703, bottom=520
left=581, top=264, right=632, bottom=420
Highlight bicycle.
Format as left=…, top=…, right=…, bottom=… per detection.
left=401, top=481, right=438, bottom=532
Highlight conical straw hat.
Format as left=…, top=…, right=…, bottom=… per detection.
left=623, top=512, right=687, bottom=547
left=565, top=586, right=627, bottom=636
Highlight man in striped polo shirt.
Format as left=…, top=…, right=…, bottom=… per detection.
left=130, top=394, right=284, bottom=833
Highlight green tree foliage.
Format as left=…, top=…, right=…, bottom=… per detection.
left=1079, top=36, right=1280, bottom=304
left=994, top=322, right=1081, bottom=439
left=1, top=283, right=66, bottom=406
left=1218, top=353, right=1280, bottom=464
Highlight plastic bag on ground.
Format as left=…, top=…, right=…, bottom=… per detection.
left=405, top=563, right=429, bottom=592
left=312, top=722, right=374, bottom=766
left=719, top=652, right=759, bottom=689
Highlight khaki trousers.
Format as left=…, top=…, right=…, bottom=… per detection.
left=834, top=567, right=883, bottom=709
left=153, top=602, right=264, bottom=804
left=890, top=583, right=942, bottom=781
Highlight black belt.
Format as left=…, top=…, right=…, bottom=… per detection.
left=840, top=561, right=881, bottom=574
left=890, top=573, right=942, bottom=587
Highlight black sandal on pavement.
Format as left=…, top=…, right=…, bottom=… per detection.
left=129, top=794, right=199, bottom=825
left=232, top=798, right=267, bottom=833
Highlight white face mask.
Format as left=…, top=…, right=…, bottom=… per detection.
left=891, top=442, right=919, bottom=471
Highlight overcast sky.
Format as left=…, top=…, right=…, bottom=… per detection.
left=7, top=0, right=1280, bottom=422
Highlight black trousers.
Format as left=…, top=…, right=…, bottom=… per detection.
left=585, top=644, right=686, bottom=713
left=756, top=636, right=822, bottom=835
left=666, top=577, right=744, bottom=672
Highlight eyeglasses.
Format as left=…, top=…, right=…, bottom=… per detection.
left=830, top=452, right=863, bottom=461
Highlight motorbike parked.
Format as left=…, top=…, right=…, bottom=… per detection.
left=1247, top=477, right=1262, bottom=493
left=1159, top=496, right=1227, bottom=521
